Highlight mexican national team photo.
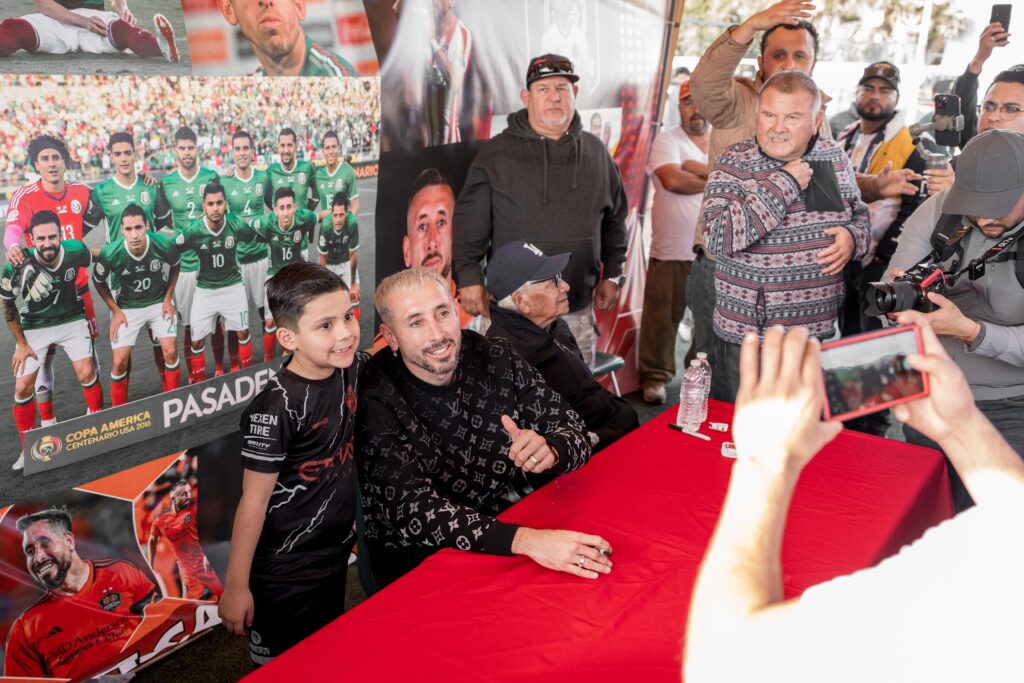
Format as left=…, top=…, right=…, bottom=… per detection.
left=0, top=74, right=381, bottom=469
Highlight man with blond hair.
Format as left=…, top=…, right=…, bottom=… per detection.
left=358, top=267, right=608, bottom=587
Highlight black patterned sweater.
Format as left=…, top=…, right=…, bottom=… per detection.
left=357, top=330, right=592, bottom=555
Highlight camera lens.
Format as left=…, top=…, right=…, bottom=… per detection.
left=863, top=281, right=924, bottom=317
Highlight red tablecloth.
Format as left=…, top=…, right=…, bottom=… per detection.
left=246, top=400, right=953, bottom=682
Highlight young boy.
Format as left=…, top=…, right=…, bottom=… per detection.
left=219, top=261, right=363, bottom=665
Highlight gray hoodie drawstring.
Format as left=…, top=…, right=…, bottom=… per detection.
left=572, top=137, right=580, bottom=190
left=542, top=138, right=549, bottom=204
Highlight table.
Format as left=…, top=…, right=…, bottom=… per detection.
left=247, top=400, right=954, bottom=682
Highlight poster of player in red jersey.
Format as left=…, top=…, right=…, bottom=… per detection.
left=0, top=447, right=234, bottom=680
left=136, top=454, right=223, bottom=601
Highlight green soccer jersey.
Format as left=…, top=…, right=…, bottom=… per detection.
left=222, top=168, right=271, bottom=265
left=299, top=36, right=360, bottom=77
left=60, top=0, right=104, bottom=8
left=156, top=167, right=220, bottom=273
left=314, top=163, right=359, bottom=215
left=0, top=240, right=91, bottom=330
left=89, top=176, right=159, bottom=243
left=93, top=233, right=180, bottom=309
left=174, top=214, right=256, bottom=290
left=267, top=160, right=319, bottom=213
left=253, top=208, right=318, bottom=277
left=317, top=213, right=359, bottom=266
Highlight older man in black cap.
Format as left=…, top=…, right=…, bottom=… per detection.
left=453, top=53, right=629, bottom=367
left=485, top=241, right=638, bottom=454
left=886, top=128, right=1024, bottom=509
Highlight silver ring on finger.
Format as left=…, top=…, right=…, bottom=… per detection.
left=577, top=554, right=586, bottom=567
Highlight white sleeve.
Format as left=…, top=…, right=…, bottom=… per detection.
left=645, top=130, right=681, bottom=176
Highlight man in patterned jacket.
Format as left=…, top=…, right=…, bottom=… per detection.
left=703, top=71, right=870, bottom=402
left=358, top=267, right=611, bottom=587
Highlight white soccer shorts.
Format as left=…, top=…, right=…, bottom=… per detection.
left=325, top=261, right=352, bottom=287
left=174, top=270, right=198, bottom=327
left=110, top=302, right=177, bottom=350
left=18, top=319, right=93, bottom=378
left=190, top=283, right=248, bottom=339
left=22, top=9, right=120, bottom=55
left=241, top=258, right=269, bottom=310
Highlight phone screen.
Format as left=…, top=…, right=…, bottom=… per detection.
left=820, top=327, right=928, bottom=422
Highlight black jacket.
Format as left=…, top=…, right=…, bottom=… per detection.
left=453, top=109, right=629, bottom=311
left=486, top=304, right=638, bottom=451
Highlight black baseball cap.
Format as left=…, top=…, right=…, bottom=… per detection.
left=943, top=129, right=1024, bottom=218
left=486, top=241, right=571, bottom=300
left=526, top=54, right=579, bottom=87
left=859, top=62, right=900, bottom=90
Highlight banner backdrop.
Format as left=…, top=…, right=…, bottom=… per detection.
left=369, top=0, right=674, bottom=394
left=0, top=433, right=241, bottom=680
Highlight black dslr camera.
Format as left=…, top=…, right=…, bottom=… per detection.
left=863, top=262, right=951, bottom=317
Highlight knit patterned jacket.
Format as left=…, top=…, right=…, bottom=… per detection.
left=703, top=137, right=870, bottom=343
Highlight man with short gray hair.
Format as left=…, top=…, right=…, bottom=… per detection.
left=359, top=267, right=607, bottom=587
left=703, top=70, right=870, bottom=401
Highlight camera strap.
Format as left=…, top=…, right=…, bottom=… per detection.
left=951, top=224, right=1024, bottom=282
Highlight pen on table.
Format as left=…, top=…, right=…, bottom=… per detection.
left=667, top=423, right=711, bottom=441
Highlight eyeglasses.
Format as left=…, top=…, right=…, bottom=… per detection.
left=527, top=57, right=575, bottom=80
left=977, top=102, right=1023, bottom=118
left=528, top=273, right=564, bottom=288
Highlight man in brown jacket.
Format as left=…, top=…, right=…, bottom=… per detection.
left=686, top=0, right=920, bottom=385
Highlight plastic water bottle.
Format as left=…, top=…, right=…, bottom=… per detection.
left=696, top=352, right=712, bottom=422
left=676, top=360, right=706, bottom=432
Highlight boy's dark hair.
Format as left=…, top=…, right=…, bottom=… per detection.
left=332, top=191, right=350, bottom=210
left=993, top=65, right=1024, bottom=87
left=29, top=210, right=61, bottom=236
left=28, top=135, right=68, bottom=165
left=322, top=130, right=339, bottom=146
left=407, top=167, right=452, bottom=210
left=279, top=127, right=297, bottom=142
left=174, top=127, right=198, bottom=144
left=274, top=186, right=295, bottom=205
left=109, top=131, right=135, bottom=150
left=232, top=130, right=253, bottom=146
left=760, top=21, right=819, bottom=60
left=267, top=263, right=348, bottom=331
left=16, top=506, right=72, bottom=534
left=120, top=203, right=147, bottom=224
left=203, top=181, right=226, bottom=200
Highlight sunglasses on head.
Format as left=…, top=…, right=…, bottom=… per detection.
left=863, top=64, right=899, bottom=80
left=529, top=57, right=574, bottom=78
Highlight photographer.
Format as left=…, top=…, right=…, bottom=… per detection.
left=885, top=129, right=1024, bottom=508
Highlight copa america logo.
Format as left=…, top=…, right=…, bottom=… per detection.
left=30, top=435, right=63, bottom=463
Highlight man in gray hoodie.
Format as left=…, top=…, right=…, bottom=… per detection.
left=453, top=54, right=628, bottom=366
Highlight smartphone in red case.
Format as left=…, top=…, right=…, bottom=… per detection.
left=820, top=325, right=930, bottom=422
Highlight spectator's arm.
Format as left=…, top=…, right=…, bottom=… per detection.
left=701, top=158, right=801, bottom=257
left=872, top=150, right=928, bottom=265
left=507, top=343, right=591, bottom=474
left=689, top=28, right=752, bottom=129
left=686, top=327, right=842, bottom=683
left=953, top=69, right=980, bottom=146
left=654, top=164, right=707, bottom=195
left=357, top=395, right=520, bottom=555
left=600, top=156, right=628, bottom=279
left=452, top=162, right=494, bottom=288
